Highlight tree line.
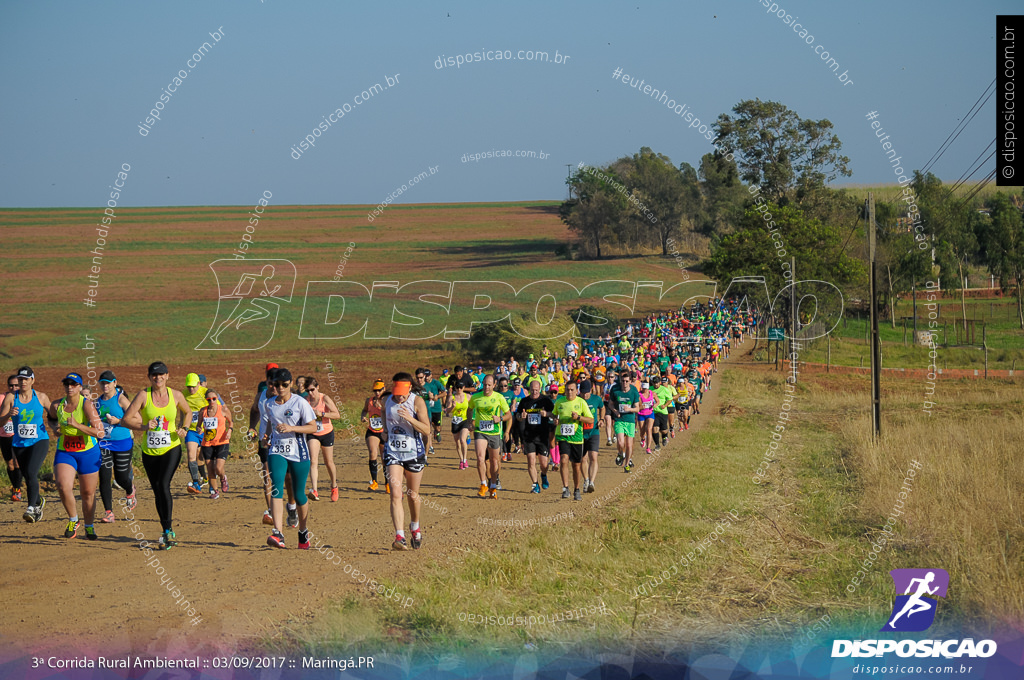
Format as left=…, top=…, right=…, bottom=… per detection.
left=561, top=98, right=1024, bottom=328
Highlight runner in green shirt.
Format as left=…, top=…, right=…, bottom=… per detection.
left=551, top=381, right=594, bottom=501
left=580, top=380, right=604, bottom=494
left=419, top=369, right=445, bottom=448
left=651, top=375, right=675, bottom=452
left=607, top=371, right=640, bottom=472
left=467, top=376, right=510, bottom=499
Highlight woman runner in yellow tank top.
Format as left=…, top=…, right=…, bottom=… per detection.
left=121, top=361, right=192, bottom=550
left=49, top=372, right=105, bottom=540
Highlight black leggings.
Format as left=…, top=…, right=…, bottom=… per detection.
left=142, top=446, right=181, bottom=532
left=14, top=440, right=48, bottom=507
left=1, top=438, right=23, bottom=490
left=99, top=446, right=135, bottom=512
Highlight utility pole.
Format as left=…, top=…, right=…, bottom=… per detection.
left=790, top=255, right=797, bottom=384
left=565, top=164, right=573, bottom=201
left=867, top=195, right=881, bottom=439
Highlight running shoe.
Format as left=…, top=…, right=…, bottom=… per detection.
left=587, top=481, right=596, bottom=493
left=640, top=438, right=647, bottom=448
left=330, top=487, right=339, bottom=502
left=210, top=488, right=220, bottom=500
left=99, top=509, right=115, bottom=523
left=368, top=480, right=379, bottom=491
left=489, top=487, right=497, bottom=499
left=11, top=488, right=22, bottom=502
left=655, top=445, right=661, bottom=452
left=645, top=448, right=652, bottom=455
left=309, top=488, right=320, bottom=502
left=164, top=530, right=178, bottom=548
left=410, top=530, right=422, bottom=550
left=297, top=530, right=310, bottom=550
left=607, top=437, right=614, bottom=446
left=573, top=489, right=582, bottom=501
left=85, top=525, right=97, bottom=541
left=187, top=482, right=202, bottom=495
left=541, top=474, right=550, bottom=490
left=684, top=422, right=689, bottom=430
left=392, top=535, right=410, bottom=551
left=39, top=496, right=45, bottom=517
left=615, top=453, right=625, bottom=466
left=126, top=485, right=137, bottom=511
left=551, top=463, right=559, bottom=472
left=385, top=482, right=391, bottom=494
left=262, top=510, right=274, bottom=525
left=561, top=487, right=570, bottom=499
left=221, top=477, right=228, bottom=493
left=583, top=478, right=590, bottom=491
left=531, top=483, right=541, bottom=494
left=287, top=507, right=299, bottom=528
left=624, top=461, right=634, bottom=473
left=669, top=429, right=675, bottom=439
left=429, top=445, right=435, bottom=455
left=495, top=479, right=503, bottom=491
left=64, top=519, right=81, bottom=538
left=477, top=484, right=488, bottom=498
left=22, top=506, right=36, bottom=523
left=267, top=530, right=286, bottom=549
left=435, top=431, right=442, bottom=443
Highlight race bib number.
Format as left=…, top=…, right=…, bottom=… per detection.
left=3, top=420, right=14, bottom=435
left=191, top=412, right=199, bottom=425
left=63, top=435, right=86, bottom=452
left=560, top=423, right=576, bottom=437
left=203, top=417, right=218, bottom=431
left=18, top=423, right=38, bottom=439
left=369, top=417, right=383, bottom=431
left=527, top=413, right=541, bottom=426
left=388, top=434, right=415, bottom=452
left=478, top=420, right=496, bottom=432
left=451, top=416, right=464, bottom=425
left=269, top=437, right=296, bottom=457
left=147, top=430, right=172, bottom=448
left=315, top=419, right=323, bottom=432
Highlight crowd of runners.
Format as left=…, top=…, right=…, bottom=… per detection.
left=0, top=300, right=753, bottom=552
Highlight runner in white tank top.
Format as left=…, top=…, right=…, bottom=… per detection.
left=381, top=371, right=431, bottom=551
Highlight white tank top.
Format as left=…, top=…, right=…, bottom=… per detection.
left=384, top=394, right=426, bottom=461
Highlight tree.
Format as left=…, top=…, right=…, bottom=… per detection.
left=983, top=192, right=1024, bottom=328
left=714, top=99, right=851, bottom=203
left=697, top=151, right=747, bottom=238
left=560, top=167, right=626, bottom=258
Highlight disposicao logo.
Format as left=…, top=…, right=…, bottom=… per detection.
left=831, top=568, right=997, bottom=659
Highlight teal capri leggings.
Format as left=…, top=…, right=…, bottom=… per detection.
left=268, top=455, right=311, bottom=505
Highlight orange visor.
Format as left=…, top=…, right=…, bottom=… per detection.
left=391, top=380, right=412, bottom=396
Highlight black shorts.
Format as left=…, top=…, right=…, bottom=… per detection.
left=558, top=441, right=585, bottom=464
left=666, top=406, right=676, bottom=415
left=383, top=452, right=427, bottom=473
left=309, top=430, right=335, bottom=447
left=201, top=443, right=230, bottom=460
left=430, top=411, right=442, bottom=427
left=0, top=436, right=12, bottom=463
left=523, top=439, right=550, bottom=456
left=451, top=419, right=472, bottom=434
left=366, top=429, right=384, bottom=442
left=583, top=432, right=600, bottom=453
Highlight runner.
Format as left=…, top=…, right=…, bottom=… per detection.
left=551, top=381, right=594, bottom=501
left=360, top=379, right=388, bottom=491
left=261, top=368, right=318, bottom=549
left=49, top=373, right=105, bottom=539
left=0, top=367, right=53, bottom=522
left=637, top=380, right=656, bottom=455
left=198, top=389, right=232, bottom=499
left=421, top=369, right=445, bottom=449
left=496, top=376, right=516, bottom=462
left=95, top=370, right=137, bottom=522
left=248, top=364, right=292, bottom=526
left=466, top=375, right=511, bottom=498
left=445, top=381, right=472, bottom=470
left=651, top=375, right=675, bottom=452
left=183, top=373, right=209, bottom=495
left=580, top=379, right=604, bottom=493
left=515, top=378, right=554, bottom=493
left=607, top=370, right=640, bottom=472
left=121, top=361, right=191, bottom=550
left=305, top=378, right=340, bottom=502
left=508, top=377, right=527, bottom=455
left=381, top=372, right=431, bottom=550
left=1, top=375, right=23, bottom=502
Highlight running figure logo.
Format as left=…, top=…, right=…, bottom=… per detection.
left=197, top=259, right=297, bottom=351
left=881, top=568, right=949, bottom=632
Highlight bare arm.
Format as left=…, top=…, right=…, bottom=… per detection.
left=120, top=391, right=148, bottom=431
left=320, top=395, right=341, bottom=420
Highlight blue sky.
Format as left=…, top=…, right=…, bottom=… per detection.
left=0, top=0, right=1011, bottom=207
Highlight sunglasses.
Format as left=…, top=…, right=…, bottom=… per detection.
left=207, top=398, right=218, bottom=402
left=7, top=384, right=17, bottom=389
left=271, top=381, right=291, bottom=387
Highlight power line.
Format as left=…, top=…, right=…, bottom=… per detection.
left=919, top=78, right=995, bottom=177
